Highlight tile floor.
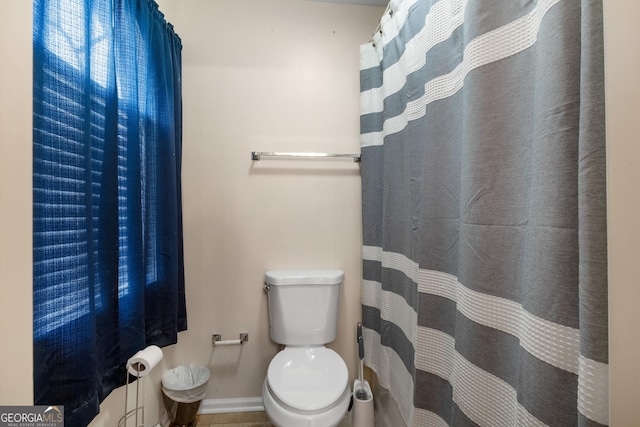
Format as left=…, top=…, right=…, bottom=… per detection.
left=195, top=411, right=272, bottom=427
left=195, top=411, right=351, bottom=427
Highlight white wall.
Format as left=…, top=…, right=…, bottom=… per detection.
left=171, top=0, right=382, bottom=399
left=603, top=1, right=640, bottom=424
left=0, top=0, right=33, bottom=407
left=2, top=1, right=640, bottom=426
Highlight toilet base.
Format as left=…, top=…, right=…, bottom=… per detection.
left=262, top=379, right=350, bottom=427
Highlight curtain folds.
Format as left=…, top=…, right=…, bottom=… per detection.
left=33, top=0, right=185, bottom=425
left=360, top=0, right=607, bottom=426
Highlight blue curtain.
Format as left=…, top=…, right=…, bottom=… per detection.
left=33, top=0, right=185, bottom=425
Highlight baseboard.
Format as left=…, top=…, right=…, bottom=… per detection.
left=198, top=397, right=265, bottom=414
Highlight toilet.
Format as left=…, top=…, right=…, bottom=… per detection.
left=262, top=270, right=350, bottom=427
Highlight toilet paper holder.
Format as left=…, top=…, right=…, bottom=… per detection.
left=212, top=333, right=249, bottom=346
left=119, top=346, right=163, bottom=427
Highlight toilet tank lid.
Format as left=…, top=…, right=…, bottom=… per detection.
left=265, top=269, right=344, bottom=286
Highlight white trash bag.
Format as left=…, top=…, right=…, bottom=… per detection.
left=162, top=365, right=210, bottom=403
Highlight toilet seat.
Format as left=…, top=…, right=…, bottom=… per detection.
left=266, top=347, right=348, bottom=414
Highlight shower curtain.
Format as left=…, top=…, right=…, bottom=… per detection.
left=359, top=1, right=607, bottom=426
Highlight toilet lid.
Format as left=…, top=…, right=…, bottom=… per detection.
left=267, top=347, right=348, bottom=413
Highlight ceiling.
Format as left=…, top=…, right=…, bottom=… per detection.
left=303, top=0, right=389, bottom=7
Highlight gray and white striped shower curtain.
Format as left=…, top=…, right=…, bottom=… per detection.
left=359, top=0, right=608, bottom=426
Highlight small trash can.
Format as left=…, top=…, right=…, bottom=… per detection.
left=162, top=365, right=210, bottom=427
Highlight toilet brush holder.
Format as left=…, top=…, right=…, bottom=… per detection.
left=352, top=379, right=374, bottom=427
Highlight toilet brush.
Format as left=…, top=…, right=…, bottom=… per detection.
left=352, top=322, right=374, bottom=427
left=355, top=322, right=368, bottom=400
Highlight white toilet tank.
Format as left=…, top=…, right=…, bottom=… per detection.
left=265, top=270, right=344, bottom=346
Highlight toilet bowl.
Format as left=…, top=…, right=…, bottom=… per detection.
left=261, top=270, right=350, bottom=427
left=262, top=347, right=350, bottom=427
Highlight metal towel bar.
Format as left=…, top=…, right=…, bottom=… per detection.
left=251, top=151, right=361, bottom=162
